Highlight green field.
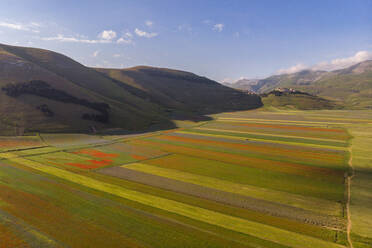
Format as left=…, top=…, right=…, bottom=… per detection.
left=0, top=109, right=371, bottom=248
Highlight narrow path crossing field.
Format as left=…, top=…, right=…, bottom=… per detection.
left=347, top=125, right=372, bottom=248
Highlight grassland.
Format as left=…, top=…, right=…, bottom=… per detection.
left=0, top=109, right=371, bottom=247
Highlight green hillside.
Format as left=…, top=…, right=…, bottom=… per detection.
left=261, top=90, right=339, bottom=110
left=97, top=66, right=262, bottom=117
left=295, top=65, right=372, bottom=109
left=0, top=44, right=262, bottom=135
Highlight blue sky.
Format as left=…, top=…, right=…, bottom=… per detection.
left=0, top=0, right=371, bottom=82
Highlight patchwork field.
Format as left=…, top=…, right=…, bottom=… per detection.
left=0, top=109, right=371, bottom=248
left=0, top=135, right=45, bottom=152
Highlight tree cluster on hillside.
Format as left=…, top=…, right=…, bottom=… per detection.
left=2, top=80, right=110, bottom=123
left=36, top=104, right=54, bottom=117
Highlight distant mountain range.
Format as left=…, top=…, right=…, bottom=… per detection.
left=225, top=60, right=372, bottom=109
left=0, top=43, right=262, bottom=135
left=223, top=79, right=261, bottom=90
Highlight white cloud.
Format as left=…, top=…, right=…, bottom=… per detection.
left=0, top=22, right=26, bottom=30
left=0, top=21, right=41, bottom=33
left=276, top=50, right=372, bottom=75
left=117, top=32, right=133, bottom=44
left=93, top=50, right=99, bottom=57
left=134, top=28, right=158, bottom=38
left=222, top=76, right=249, bottom=84
left=213, top=23, right=224, bottom=32
left=117, top=37, right=132, bottom=44
left=113, top=54, right=121, bottom=58
left=98, top=30, right=117, bottom=40
left=312, top=51, right=372, bottom=71
left=43, top=30, right=135, bottom=45
left=277, top=63, right=307, bottom=74
left=145, top=20, right=153, bottom=27
left=203, top=20, right=225, bottom=32
left=30, top=22, right=41, bottom=27
left=42, top=34, right=111, bottom=44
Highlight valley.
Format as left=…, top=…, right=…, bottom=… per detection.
left=1, top=1, right=371, bottom=247
left=0, top=109, right=371, bottom=248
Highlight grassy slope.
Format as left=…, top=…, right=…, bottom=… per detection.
left=0, top=43, right=262, bottom=135
left=97, top=66, right=263, bottom=116
left=297, top=72, right=372, bottom=109
left=0, top=44, right=169, bottom=134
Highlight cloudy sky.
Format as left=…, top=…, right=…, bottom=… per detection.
left=0, top=0, right=371, bottom=82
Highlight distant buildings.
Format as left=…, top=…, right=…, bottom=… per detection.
left=240, top=90, right=257, bottom=95
left=274, top=87, right=299, bottom=93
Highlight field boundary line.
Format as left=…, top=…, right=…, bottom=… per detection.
left=0, top=209, right=62, bottom=247
left=218, top=117, right=352, bottom=125
left=100, top=165, right=345, bottom=230
left=218, top=119, right=333, bottom=127
left=104, top=152, right=174, bottom=169
left=194, top=127, right=347, bottom=143
left=122, top=162, right=343, bottom=217
left=37, top=132, right=48, bottom=146
left=306, top=116, right=372, bottom=123
left=0, top=145, right=48, bottom=154
left=177, top=130, right=348, bottom=151
left=116, top=120, right=212, bottom=143
left=8, top=157, right=345, bottom=248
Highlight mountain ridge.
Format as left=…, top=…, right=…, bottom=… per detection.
left=226, top=60, right=372, bottom=108
left=0, top=43, right=262, bottom=135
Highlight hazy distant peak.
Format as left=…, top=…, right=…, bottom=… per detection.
left=339, top=60, right=372, bottom=74
left=226, top=59, right=372, bottom=108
